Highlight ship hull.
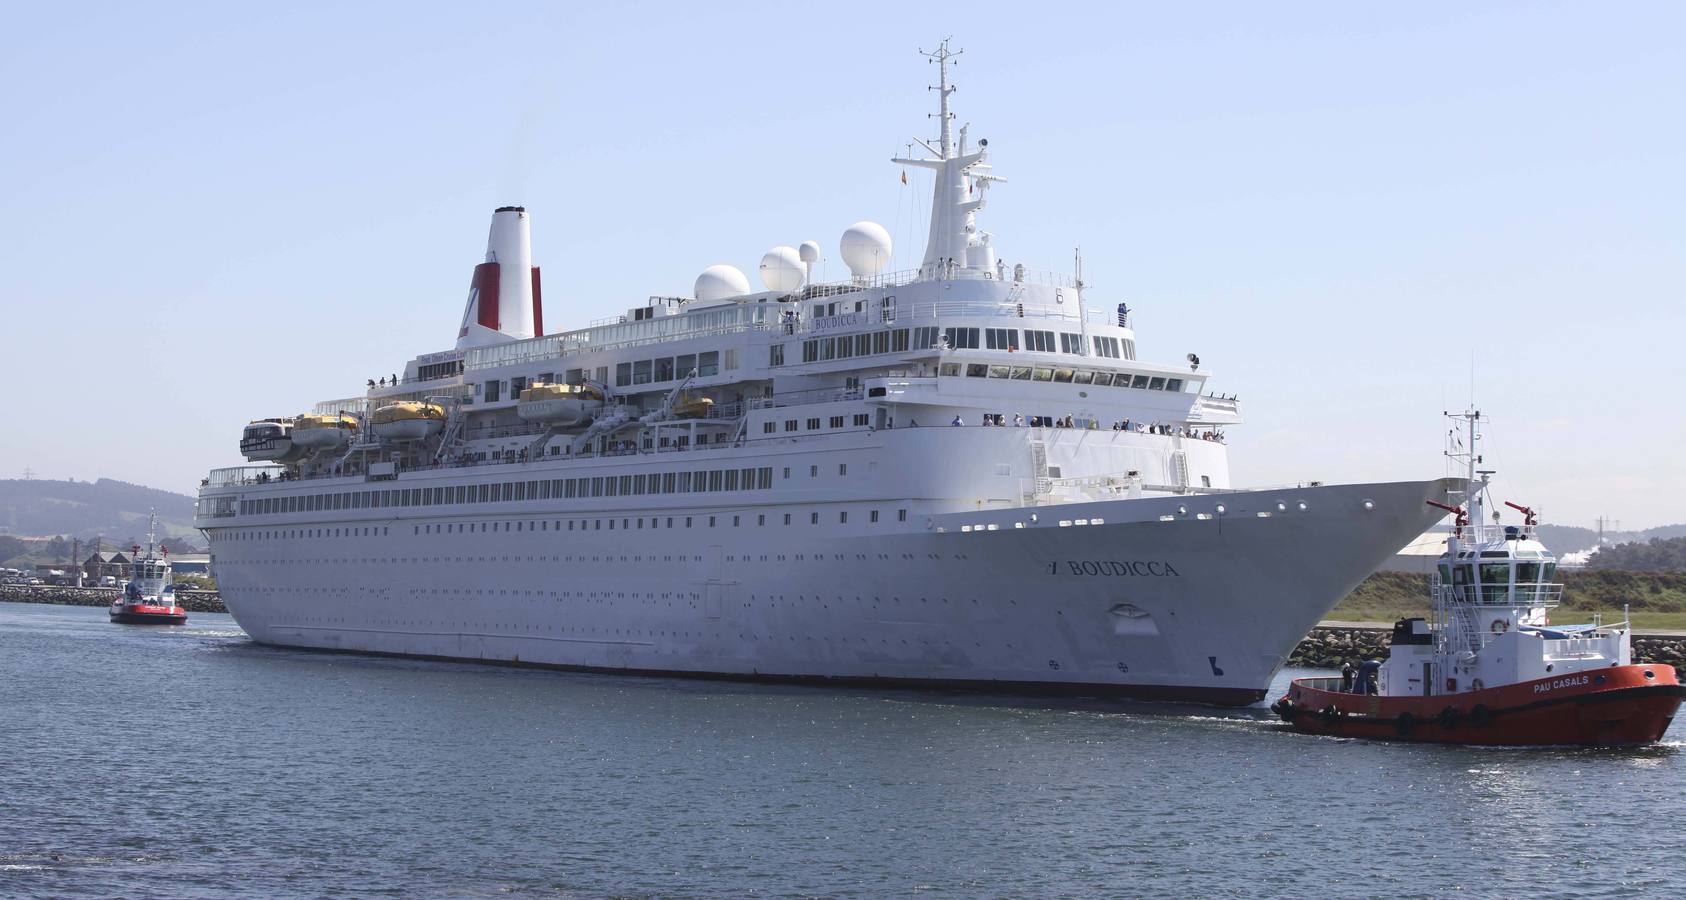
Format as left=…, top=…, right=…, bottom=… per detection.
left=204, top=477, right=1456, bottom=705
left=110, top=608, right=188, bottom=625
left=1276, top=665, right=1684, bottom=745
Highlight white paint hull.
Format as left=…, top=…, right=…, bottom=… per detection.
left=204, top=470, right=1456, bottom=705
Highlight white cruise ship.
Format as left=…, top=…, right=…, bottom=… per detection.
left=195, top=43, right=1456, bottom=705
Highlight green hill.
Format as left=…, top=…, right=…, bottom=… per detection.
left=0, top=478, right=199, bottom=546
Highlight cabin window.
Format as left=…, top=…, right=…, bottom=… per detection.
left=891, top=329, right=910, bottom=352
left=1072, top=370, right=1094, bottom=385
left=1059, top=333, right=1083, bottom=354
left=966, top=364, right=988, bottom=378
left=1166, top=378, right=1184, bottom=392
left=1052, top=368, right=1074, bottom=383
left=698, top=351, right=720, bottom=376
left=768, top=345, right=785, bottom=367
left=872, top=332, right=889, bottom=354
left=1149, top=377, right=1166, bottom=390
left=1025, top=330, right=1056, bottom=352
left=484, top=380, right=502, bottom=403
left=633, top=360, right=652, bottom=384
left=829, top=416, right=844, bottom=428
left=939, top=363, right=961, bottom=376
left=1132, top=375, right=1151, bottom=389
left=675, top=354, right=696, bottom=378
left=1093, top=336, right=1121, bottom=358
left=985, top=328, right=1018, bottom=351
left=1091, top=373, right=1114, bottom=386
left=1031, top=367, right=1054, bottom=382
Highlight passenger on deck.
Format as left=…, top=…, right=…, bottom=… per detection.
left=1340, top=662, right=1355, bottom=693
left=1013, top=414, right=1024, bottom=427
left=951, top=415, right=964, bottom=426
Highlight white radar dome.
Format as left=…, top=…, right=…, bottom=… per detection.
left=798, top=240, right=822, bottom=264
left=840, top=221, right=892, bottom=278
left=758, top=246, right=806, bottom=293
left=694, top=264, right=751, bottom=303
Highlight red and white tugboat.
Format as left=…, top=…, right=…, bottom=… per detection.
left=1272, top=409, right=1683, bottom=746
left=109, top=517, right=187, bottom=626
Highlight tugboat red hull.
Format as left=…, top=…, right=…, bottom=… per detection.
left=110, top=605, right=188, bottom=625
left=1273, top=665, right=1683, bottom=747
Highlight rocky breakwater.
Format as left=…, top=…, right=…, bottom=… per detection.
left=1291, top=625, right=1685, bottom=673
left=0, top=584, right=225, bottom=614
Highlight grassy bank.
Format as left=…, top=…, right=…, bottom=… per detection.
left=1330, top=570, right=1686, bottom=632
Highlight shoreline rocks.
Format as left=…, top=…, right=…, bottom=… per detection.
left=0, top=584, right=225, bottom=613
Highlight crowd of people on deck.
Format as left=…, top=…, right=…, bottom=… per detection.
left=940, top=414, right=1224, bottom=442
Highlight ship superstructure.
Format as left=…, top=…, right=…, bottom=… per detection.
left=194, top=42, right=1456, bottom=704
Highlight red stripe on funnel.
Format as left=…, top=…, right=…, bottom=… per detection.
left=472, top=263, right=500, bottom=330
left=531, top=266, right=543, bottom=335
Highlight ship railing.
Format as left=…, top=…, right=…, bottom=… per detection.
left=1434, top=583, right=1564, bottom=607
left=312, top=396, right=371, bottom=416
left=205, top=465, right=287, bottom=487
left=747, top=387, right=865, bottom=409
left=1458, top=523, right=1543, bottom=544
left=800, top=267, right=1079, bottom=294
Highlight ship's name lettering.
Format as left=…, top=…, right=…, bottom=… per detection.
left=814, top=312, right=867, bottom=330
left=1050, top=560, right=1181, bottom=578
left=1533, top=675, right=1591, bottom=694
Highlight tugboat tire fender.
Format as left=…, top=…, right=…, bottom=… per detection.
left=1319, top=705, right=1339, bottom=725
left=1468, top=704, right=1494, bottom=727
left=1438, top=706, right=1461, bottom=730
left=1395, top=712, right=1417, bottom=737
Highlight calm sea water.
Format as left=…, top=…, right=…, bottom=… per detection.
left=2, top=600, right=1682, bottom=899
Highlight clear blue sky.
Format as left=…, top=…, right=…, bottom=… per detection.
left=2, top=2, right=1681, bottom=528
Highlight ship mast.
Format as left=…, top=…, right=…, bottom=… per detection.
left=892, top=39, right=1005, bottom=279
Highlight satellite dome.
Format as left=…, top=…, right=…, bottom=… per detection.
left=758, top=246, right=806, bottom=293
left=840, top=221, right=892, bottom=278
left=694, top=264, right=751, bottom=303
left=798, top=240, right=822, bottom=264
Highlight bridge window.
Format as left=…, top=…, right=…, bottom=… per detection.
left=943, top=327, right=979, bottom=349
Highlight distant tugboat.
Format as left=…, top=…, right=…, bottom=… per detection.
left=109, top=515, right=186, bottom=625
left=1272, top=410, right=1683, bottom=746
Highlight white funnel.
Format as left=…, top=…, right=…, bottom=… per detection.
left=456, top=206, right=542, bottom=349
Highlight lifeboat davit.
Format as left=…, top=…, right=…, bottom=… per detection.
left=239, top=418, right=304, bottom=462
left=673, top=393, right=714, bottom=419
left=516, top=383, right=603, bottom=427
left=370, top=402, right=445, bottom=441
left=292, top=413, right=360, bottom=449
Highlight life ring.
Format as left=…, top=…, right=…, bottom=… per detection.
left=1470, top=678, right=1485, bottom=692
left=1490, top=619, right=1509, bottom=634
left=1468, top=704, right=1494, bottom=727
